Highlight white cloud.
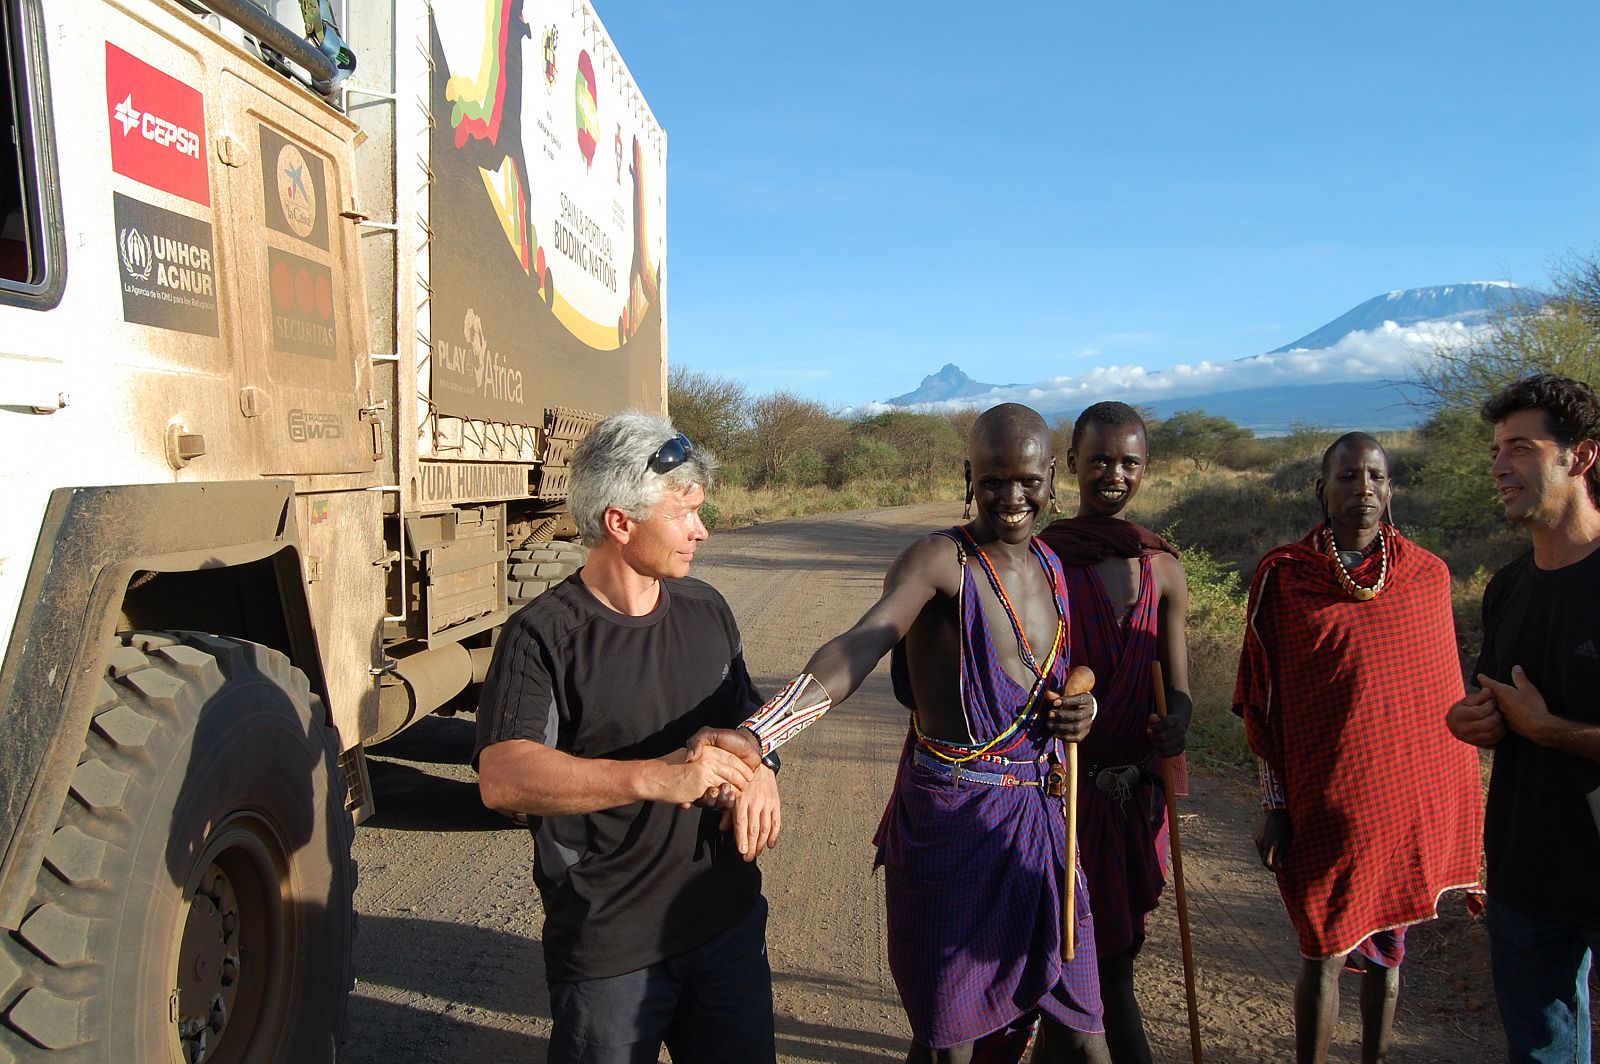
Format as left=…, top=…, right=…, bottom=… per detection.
left=853, top=319, right=1487, bottom=417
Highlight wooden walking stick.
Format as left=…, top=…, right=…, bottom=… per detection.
left=1153, top=660, right=1204, bottom=1064
left=1056, top=665, right=1095, bottom=961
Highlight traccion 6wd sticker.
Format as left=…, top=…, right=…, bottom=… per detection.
left=105, top=42, right=210, bottom=206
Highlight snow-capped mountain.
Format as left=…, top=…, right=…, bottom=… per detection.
left=1268, top=282, right=1536, bottom=354
left=876, top=282, right=1540, bottom=433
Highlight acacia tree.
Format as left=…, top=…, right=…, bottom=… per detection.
left=1149, top=410, right=1251, bottom=471
left=747, top=391, right=838, bottom=486
left=667, top=365, right=749, bottom=457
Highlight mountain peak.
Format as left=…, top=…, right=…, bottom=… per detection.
left=1270, top=282, right=1536, bottom=354
left=887, top=363, right=1001, bottom=405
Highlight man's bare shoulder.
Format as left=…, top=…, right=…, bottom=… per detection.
left=885, top=531, right=963, bottom=597
left=1152, top=551, right=1189, bottom=598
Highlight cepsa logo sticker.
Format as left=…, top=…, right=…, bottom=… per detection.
left=105, top=43, right=209, bottom=206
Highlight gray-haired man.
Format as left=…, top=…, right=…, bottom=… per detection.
left=476, top=410, right=777, bottom=1063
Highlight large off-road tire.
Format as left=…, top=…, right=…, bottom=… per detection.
left=0, top=632, right=356, bottom=1063
left=507, top=541, right=587, bottom=608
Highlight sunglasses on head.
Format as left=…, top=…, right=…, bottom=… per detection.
left=647, top=432, right=694, bottom=475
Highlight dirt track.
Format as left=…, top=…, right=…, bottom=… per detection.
left=343, top=502, right=1510, bottom=1063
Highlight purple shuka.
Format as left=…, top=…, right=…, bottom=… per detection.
left=874, top=530, right=1103, bottom=1053
left=1065, top=556, right=1170, bottom=959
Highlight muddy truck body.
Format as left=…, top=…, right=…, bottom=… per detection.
left=0, top=0, right=666, bottom=1058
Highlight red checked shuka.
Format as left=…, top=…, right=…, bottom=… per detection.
left=1233, top=524, right=1483, bottom=959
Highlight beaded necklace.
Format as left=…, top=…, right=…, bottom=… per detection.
left=1322, top=522, right=1389, bottom=601
left=915, top=528, right=1066, bottom=764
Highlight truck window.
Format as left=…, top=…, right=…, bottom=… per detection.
left=0, top=0, right=62, bottom=305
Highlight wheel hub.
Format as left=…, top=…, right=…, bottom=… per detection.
left=170, top=815, right=290, bottom=1064
left=177, top=865, right=242, bottom=1061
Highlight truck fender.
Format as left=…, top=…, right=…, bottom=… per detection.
left=0, top=480, right=328, bottom=931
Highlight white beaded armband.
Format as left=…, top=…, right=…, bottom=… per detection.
left=741, top=673, right=833, bottom=756
left=1258, top=759, right=1288, bottom=810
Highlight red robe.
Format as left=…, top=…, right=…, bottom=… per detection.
left=1039, top=517, right=1185, bottom=958
left=1233, top=525, right=1483, bottom=958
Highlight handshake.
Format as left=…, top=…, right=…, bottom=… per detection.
left=644, top=724, right=777, bottom=861
left=646, top=673, right=833, bottom=859
left=652, top=672, right=835, bottom=804
left=655, top=725, right=765, bottom=808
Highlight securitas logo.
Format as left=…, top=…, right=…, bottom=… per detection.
left=105, top=43, right=209, bottom=206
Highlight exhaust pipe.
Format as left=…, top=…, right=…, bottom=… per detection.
left=373, top=644, right=474, bottom=744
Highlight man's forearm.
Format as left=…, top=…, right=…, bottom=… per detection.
left=479, top=740, right=659, bottom=817
left=805, top=626, right=897, bottom=710
left=741, top=674, right=834, bottom=755
left=740, top=628, right=899, bottom=755
left=1163, top=688, right=1195, bottom=726
left=1531, top=715, right=1600, bottom=764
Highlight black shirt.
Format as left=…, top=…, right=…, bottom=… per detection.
left=475, top=573, right=764, bottom=980
left=1475, top=546, right=1600, bottom=928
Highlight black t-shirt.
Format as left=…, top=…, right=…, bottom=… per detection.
left=1475, top=546, right=1600, bottom=928
left=475, top=573, right=764, bottom=980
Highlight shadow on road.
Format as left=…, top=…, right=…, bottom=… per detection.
left=774, top=1018, right=908, bottom=1063
left=362, top=714, right=515, bottom=832
left=345, top=994, right=548, bottom=1062
left=367, top=711, right=479, bottom=765
left=353, top=913, right=546, bottom=1013
left=362, top=760, right=510, bottom=832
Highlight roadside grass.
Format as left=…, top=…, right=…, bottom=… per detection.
left=702, top=476, right=963, bottom=532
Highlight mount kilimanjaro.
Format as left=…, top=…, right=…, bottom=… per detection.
left=880, top=282, right=1538, bottom=434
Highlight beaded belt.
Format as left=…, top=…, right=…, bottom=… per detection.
left=912, top=748, right=1046, bottom=788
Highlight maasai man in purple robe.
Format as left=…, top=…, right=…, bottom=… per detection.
left=1038, top=402, right=1192, bottom=1064
left=692, top=404, right=1111, bottom=1063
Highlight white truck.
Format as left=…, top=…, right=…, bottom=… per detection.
left=0, top=0, right=667, bottom=1059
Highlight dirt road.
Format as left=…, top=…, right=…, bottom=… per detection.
left=343, top=503, right=1507, bottom=1063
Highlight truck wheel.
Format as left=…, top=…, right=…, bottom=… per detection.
left=0, top=632, right=355, bottom=1063
left=507, top=541, right=588, bottom=608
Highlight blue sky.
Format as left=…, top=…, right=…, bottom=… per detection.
left=611, top=2, right=1600, bottom=411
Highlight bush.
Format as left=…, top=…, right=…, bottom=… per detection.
left=1409, top=407, right=1497, bottom=535
left=668, top=366, right=749, bottom=457
left=779, top=447, right=827, bottom=487
left=1264, top=454, right=1321, bottom=496
left=837, top=437, right=902, bottom=486
left=857, top=411, right=965, bottom=485
left=1173, top=539, right=1252, bottom=772
left=1215, top=436, right=1286, bottom=472
left=1150, top=477, right=1311, bottom=577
